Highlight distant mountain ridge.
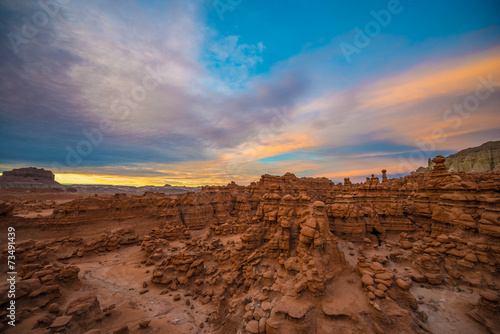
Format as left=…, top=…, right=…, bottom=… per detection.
left=0, top=167, right=200, bottom=194
left=416, top=140, right=500, bottom=173
left=68, top=184, right=200, bottom=194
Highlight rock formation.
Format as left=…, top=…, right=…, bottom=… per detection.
left=0, top=167, right=61, bottom=188
left=2, top=167, right=55, bottom=181
left=1, top=157, right=499, bottom=333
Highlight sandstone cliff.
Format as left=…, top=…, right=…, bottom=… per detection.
left=416, top=140, right=500, bottom=173
left=446, top=141, right=500, bottom=172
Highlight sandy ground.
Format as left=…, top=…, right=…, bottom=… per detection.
left=336, top=237, right=489, bottom=334
left=3, top=245, right=213, bottom=334
left=1, top=189, right=214, bottom=333
left=411, top=286, right=489, bottom=334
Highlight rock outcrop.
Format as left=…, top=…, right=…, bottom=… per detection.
left=2, top=167, right=55, bottom=181
left=0, top=167, right=62, bottom=188
left=446, top=141, right=500, bottom=173
left=416, top=140, right=500, bottom=174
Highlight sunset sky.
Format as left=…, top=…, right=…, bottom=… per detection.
left=1, top=0, right=499, bottom=186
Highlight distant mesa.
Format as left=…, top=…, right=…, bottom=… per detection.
left=70, top=184, right=201, bottom=195
left=0, top=167, right=200, bottom=194
left=2, top=167, right=55, bottom=180
left=0, top=167, right=63, bottom=188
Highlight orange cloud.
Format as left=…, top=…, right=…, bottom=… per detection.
left=317, top=164, right=400, bottom=180
left=220, top=133, right=317, bottom=163
left=4, top=47, right=499, bottom=187
left=292, top=46, right=500, bottom=160
left=359, top=46, right=500, bottom=110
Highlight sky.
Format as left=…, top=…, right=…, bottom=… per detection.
left=0, top=0, right=499, bottom=186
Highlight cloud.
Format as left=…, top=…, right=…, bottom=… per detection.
left=0, top=0, right=305, bottom=171
left=286, top=46, right=500, bottom=151
left=203, top=34, right=265, bottom=90
left=1, top=1, right=499, bottom=186
left=219, top=46, right=500, bottom=181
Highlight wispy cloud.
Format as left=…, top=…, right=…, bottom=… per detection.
left=1, top=1, right=499, bottom=186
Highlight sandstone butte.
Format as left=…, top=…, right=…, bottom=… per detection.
left=0, top=155, right=499, bottom=334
